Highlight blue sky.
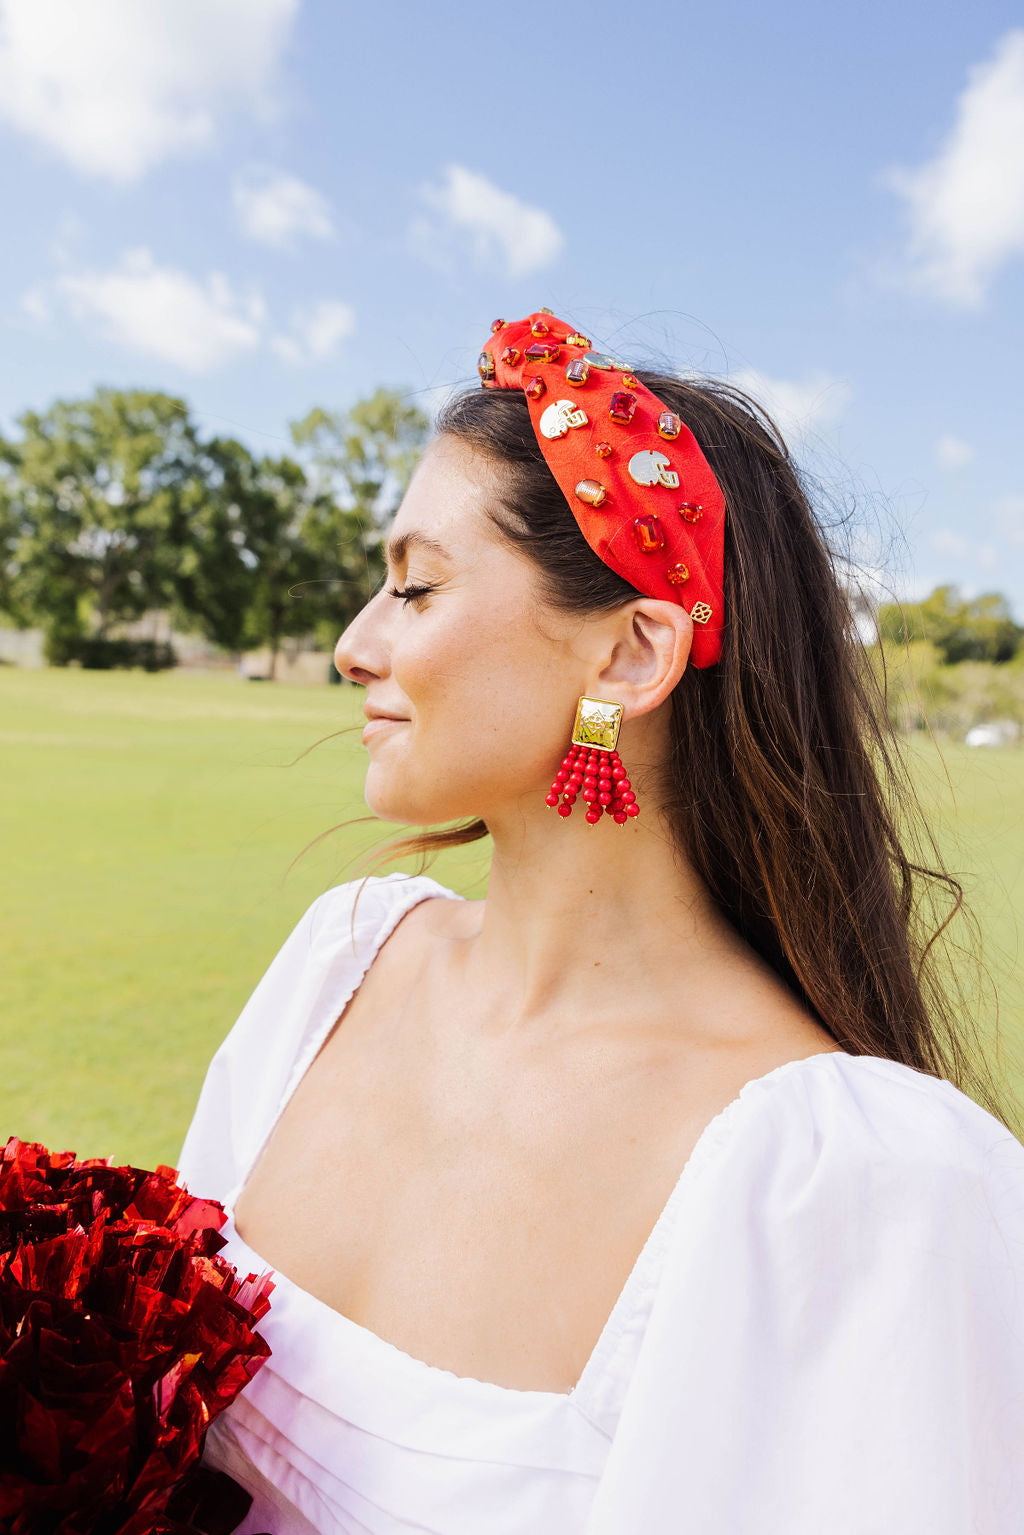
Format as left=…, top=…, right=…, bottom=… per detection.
left=1, top=0, right=1023, bottom=615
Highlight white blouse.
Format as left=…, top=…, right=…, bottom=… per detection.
left=178, top=872, right=1024, bottom=1535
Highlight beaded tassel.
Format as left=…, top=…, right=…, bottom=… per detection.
left=544, top=744, right=639, bottom=824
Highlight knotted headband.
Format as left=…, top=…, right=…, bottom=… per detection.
left=478, top=310, right=726, bottom=668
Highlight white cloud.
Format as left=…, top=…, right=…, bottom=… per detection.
left=24, top=247, right=357, bottom=373
left=936, top=434, right=974, bottom=469
left=233, top=166, right=335, bottom=247
left=885, top=29, right=1024, bottom=307
left=413, top=164, right=564, bottom=280
left=48, top=247, right=265, bottom=371
left=728, top=367, right=851, bottom=443
left=930, top=528, right=998, bottom=569
left=0, top=0, right=299, bottom=183
left=271, top=299, right=355, bottom=366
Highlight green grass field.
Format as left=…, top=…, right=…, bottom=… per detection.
left=2, top=666, right=1022, bottom=1168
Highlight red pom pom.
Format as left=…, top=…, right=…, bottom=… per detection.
left=0, top=1136, right=274, bottom=1530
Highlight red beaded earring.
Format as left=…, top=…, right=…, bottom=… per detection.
left=544, top=695, right=640, bottom=825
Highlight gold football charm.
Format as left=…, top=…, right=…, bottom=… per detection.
left=574, top=479, right=608, bottom=508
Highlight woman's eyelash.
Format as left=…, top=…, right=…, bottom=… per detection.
left=385, top=582, right=435, bottom=604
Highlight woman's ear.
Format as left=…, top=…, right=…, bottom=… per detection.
left=594, top=599, right=693, bottom=716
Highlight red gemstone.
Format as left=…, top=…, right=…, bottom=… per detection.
left=666, top=562, right=691, bottom=585
left=634, top=514, right=664, bottom=553
left=595, top=441, right=613, bottom=458
left=501, top=346, right=522, bottom=366
left=491, top=318, right=505, bottom=332
left=609, top=391, right=636, bottom=424
left=524, top=375, right=546, bottom=400
left=525, top=341, right=560, bottom=363
left=531, top=318, right=550, bottom=336
left=678, top=502, right=703, bottom=523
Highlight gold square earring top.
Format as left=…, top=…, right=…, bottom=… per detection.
left=572, top=695, right=623, bottom=751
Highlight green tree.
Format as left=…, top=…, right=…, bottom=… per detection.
left=172, top=439, right=376, bottom=678
left=289, top=387, right=431, bottom=644
left=877, top=585, right=1022, bottom=665
left=0, top=383, right=433, bottom=672
left=0, top=389, right=201, bottom=660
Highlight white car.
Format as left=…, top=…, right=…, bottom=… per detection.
left=965, top=721, right=1019, bottom=747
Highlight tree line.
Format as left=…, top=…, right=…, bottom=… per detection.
left=872, top=586, right=1024, bottom=738
left=2, top=384, right=1021, bottom=717
left=876, top=586, right=1022, bottom=666
left=0, top=385, right=431, bottom=676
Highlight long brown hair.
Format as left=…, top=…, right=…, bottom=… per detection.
left=337, top=372, right=1016, bottom=1134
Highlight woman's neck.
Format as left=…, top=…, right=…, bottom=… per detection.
left=448, top=802, right=750, bottom=1044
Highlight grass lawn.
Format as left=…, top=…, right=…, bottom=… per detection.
left=1, top=665, right=1022, bottom=1168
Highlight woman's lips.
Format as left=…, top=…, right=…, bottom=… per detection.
left=362, top=717, right=409, bottom=742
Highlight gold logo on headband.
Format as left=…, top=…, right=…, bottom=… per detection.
left=690, top=602, right=713, bottom=625
left=539, top=399, right=589, bottom=439
left=628, top=450, right=680, bottom=489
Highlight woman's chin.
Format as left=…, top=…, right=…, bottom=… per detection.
left=363, top=783, right=439, bottom=825
left=363, top=778, right=477, bottom=827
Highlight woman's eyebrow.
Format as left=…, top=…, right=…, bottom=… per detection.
left=385, top=532, right=453, bottom=565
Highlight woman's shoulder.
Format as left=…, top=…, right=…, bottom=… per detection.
left=305, top=870, right=466, bottom=949
left=771, top=1049, right=1019, bottom=1164
left=176, top=872, right=465, bottom=1200
left=600, top=1062, right=1024, bottom=1533
left=691, top=1049, right=1024, bottom=1244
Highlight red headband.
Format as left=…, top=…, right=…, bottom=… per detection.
left=478, top=310, right=726, bottom=668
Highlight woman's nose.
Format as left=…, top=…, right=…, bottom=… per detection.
left=333, top=596, right=388, bottom=685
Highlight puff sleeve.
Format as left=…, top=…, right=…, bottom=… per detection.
left=176, top=887, right=336, bottom=1208
left=584, top=1053, right=1024, bottom=1535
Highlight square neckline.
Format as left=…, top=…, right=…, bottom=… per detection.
left=223, top=873, right=849, bottom=1412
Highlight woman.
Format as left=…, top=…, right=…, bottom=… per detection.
left=179, top=311, right=1024, bottom=1534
